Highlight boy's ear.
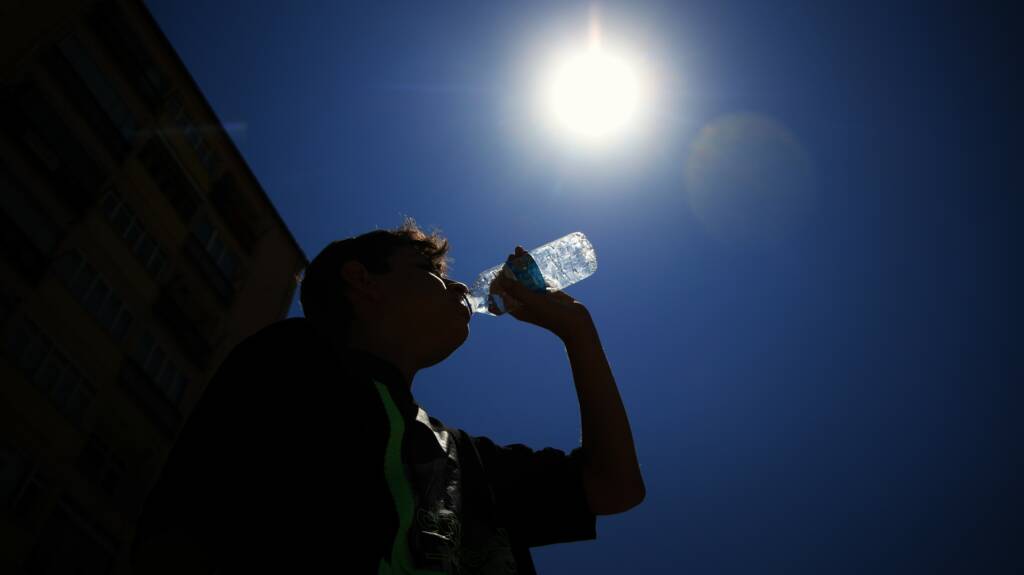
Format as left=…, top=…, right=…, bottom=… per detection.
left=340, top=260, right=380, bottom=302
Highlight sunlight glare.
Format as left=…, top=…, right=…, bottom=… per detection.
left=543, top=10, right=649, bottom=148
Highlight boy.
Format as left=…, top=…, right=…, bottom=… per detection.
left=131, top=219, right=644, bottom=574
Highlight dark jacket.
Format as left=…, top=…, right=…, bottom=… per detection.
left=132, top=317, right=596, bottom=574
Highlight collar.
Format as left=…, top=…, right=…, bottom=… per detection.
left=339, top=347, right=418, bottom=413
left=265, top=318, right=419, bottom=415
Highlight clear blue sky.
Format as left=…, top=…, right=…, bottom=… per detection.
left=144, top=1, right=1013, bottom=572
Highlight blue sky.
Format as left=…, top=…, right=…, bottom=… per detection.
left=144, top=1, right=1013, bottom=572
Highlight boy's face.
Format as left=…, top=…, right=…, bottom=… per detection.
left=373, top=245, right=472, bottom=367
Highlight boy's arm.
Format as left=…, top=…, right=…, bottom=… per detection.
left=561, top=316, right=646, bottom=515
left=491, top=259, right=646, bottom=515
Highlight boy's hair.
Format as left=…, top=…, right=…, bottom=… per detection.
left=298, top=217, right=450, bottom=340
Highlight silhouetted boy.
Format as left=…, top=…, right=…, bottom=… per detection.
left=131, top=219, right=644, bottom=573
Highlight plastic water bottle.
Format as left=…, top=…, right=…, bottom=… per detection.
left=466, top=232, right=598, bottom=316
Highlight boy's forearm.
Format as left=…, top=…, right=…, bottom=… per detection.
left=562, top=317, right=645, bottom=514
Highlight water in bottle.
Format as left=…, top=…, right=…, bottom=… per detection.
left=466, top=232, right=598, bottom=315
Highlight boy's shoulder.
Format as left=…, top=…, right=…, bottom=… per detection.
left=214, top=317, right=340, bottom=379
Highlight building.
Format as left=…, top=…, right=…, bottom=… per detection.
left=1, top=1, right=308, bottom=572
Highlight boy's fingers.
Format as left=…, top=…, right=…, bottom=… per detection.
left=496, top=274, right=518, bottom=293
left=498, top=275, right=534, bottom=301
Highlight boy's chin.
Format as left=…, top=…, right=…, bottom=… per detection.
left=422, top=330, right=469, bottom=368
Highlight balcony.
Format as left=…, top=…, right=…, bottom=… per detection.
left=152, top=286, right=215, bottom=370
left=184, top=233, right=235, bottom=307
left=210, top=175, right=262, bottom=254
left=118, top=357, right=182, bottom=438
left=0, top=209, right=49, bottom=286
left=43, top=38, right=133, bottom=163
left=88, top=1, right=170, bottom=114
left=0, top=85, right=105, bottom=214
left=139, top=137, right=200, bottom=225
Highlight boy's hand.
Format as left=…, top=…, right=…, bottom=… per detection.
left=489, top=246, right=594, bottom=342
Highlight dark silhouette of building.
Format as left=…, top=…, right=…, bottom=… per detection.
left=1, top=1, right=308, bottom=572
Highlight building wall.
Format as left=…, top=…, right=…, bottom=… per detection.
left=0, top=1, right=308, bottom=573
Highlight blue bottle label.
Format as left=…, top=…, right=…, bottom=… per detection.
left=504, top=252, right=548, bottom=293
left=486, top=252, right=547, bottom=314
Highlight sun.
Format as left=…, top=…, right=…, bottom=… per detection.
left=549, top=49, right=639, bottom=141
left=542, top=11, right=649, bottom=148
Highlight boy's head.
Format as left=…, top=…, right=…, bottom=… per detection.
left=299, top=218, right=472, bottom=369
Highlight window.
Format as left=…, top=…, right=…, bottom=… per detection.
left=210, top=174, right=260, bottom=253
left=53, top=251, right=134, bottom=342
left=88, top=0, right=170, bottom=112
left=0, top=446, right=48, bottom=524
left=98, top=189, right=167, bottom=279
left=77, top=433, right=127, bottom=496
left=0, top=289, right=17, bottom=325
left=117, top=360, right=183, bottom=437
left=139, top=137, right=200, bottom=223
left=15, top=471, right=47, bottom=524
left=184, top=212, right=240, bottom=306
left=152, top=279, right=218, bottom=369
left=26, top=499, right=116, bottom=575
left=56, top=34, right=135, bottom=144
left=193, top=212, right=240, bottom=284
left=131, top=331, right=188, bottom=405
left=1, top=446, right=31, bottom=508
left=40, top=35, right=133, bottom=163
left=168, top=96, right=222, bottom=175
left=0, top=84, right=104, bottom=212
left=3, top=316, right=95, bottom=429
left=0, top=162, right=60, bottom=255
left=0, top=162, right=61, bottom=282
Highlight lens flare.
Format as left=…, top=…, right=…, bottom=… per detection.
left=686, top=114, right=816, bottom=244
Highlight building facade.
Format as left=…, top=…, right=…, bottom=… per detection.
left=1, top=1, right=308, bottom=572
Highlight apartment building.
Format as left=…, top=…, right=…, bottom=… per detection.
left=1, top=1, right=308, bottom=572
